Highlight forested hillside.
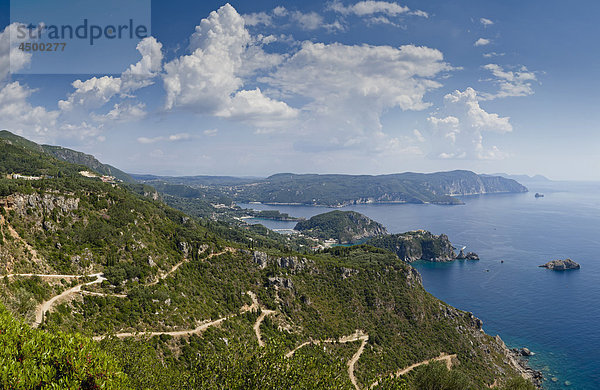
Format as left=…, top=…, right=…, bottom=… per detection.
left=295, top=210, right=387, bottom=243
left=0, top=133, right=537, bottom=389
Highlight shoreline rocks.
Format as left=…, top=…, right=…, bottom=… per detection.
left=496, top=336, right=543, bottom=388
left=539, top=259, right=580, bottom=271
left=457, top=249, right=480, bottom=260
left=508, top=348, right=543, bottom=387
left=511, top=347, right=535, bottom=357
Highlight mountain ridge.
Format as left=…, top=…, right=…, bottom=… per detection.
left=0, top=130, right=135, bottom=183
left=136, top=170, right=528, bottom=207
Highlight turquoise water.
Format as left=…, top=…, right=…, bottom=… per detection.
left=239, top=181, right=600, bottom=389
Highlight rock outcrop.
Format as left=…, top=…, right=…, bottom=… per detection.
left=512, top=347, right=534, bottom=357
left=252, top=251, right=312, bottom=273
left=9, top=193, right=79, bottom=216
left=457, top=249, right=480, bottom=260
left=367, top=230, right=457, bottom=262
left=495, top=337, right=544, bottom=387
left=539, top=259, right=580, bottom=271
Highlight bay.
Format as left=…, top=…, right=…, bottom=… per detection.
left=239, top=180, right=600, bottom=389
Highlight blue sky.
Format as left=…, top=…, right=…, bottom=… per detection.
left=0, top=0, right=598, bottom=180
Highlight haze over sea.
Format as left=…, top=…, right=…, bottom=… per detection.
left=240, top=180, right=600, bottom=389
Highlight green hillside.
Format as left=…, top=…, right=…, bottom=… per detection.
left=0, top=131, right=135, bottom=183
left=295, top=210, right=387, bottom=243
left=0, top=136, right=537, bottom=389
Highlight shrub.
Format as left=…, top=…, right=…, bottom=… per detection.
left=0, top=304, right=129, bottom=389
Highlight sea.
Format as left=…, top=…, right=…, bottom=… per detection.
left=239, top=180, right=600, bottom=389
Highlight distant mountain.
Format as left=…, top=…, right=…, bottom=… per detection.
left=294, top=210, right=387, bottom=244
left=132, top=174, right=261, bottom=186
left=488, top=173, right=551, bottom=183
left=0, top=131, right=135, bottom=183
left=208, top=171, right=528, bottom=206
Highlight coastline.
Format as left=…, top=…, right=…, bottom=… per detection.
left=237, top=184, right=598, bottom=388
left=496, top=336, right=544, bottom=387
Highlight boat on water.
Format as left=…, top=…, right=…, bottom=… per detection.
left=535, top=193, right=544, bottom=198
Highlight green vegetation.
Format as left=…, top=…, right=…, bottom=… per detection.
left=42, top=145, right=135, bottom=183
left=0, top=135, right=537, bottom=389
left=376, top=361, right=536, bottom=390
left=0, top=136, right=86, bottom=178
left=251, top=209, right=302, bottom=221
left=0, top=131, right=134, bottom=183
left=0, top=304, right=128, bottom=389
left=367, top=231, right=457, bottom=262
left=295, top=210, right=387, bottom=243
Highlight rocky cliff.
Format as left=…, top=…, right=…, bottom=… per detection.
left=367, top=230, right=457, bottom=262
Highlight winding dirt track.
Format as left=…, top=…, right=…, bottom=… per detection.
left=33, top=248, right=237, bottom=325
left=6, top=248, right=236, bottom=331
left=285, top=330, right=369, bottom=390
left=347, top=334, right=369, bottom=390
left=93, top=290, right=260, bottom=341
left=369, top=353, right=457, bottom=389
left=79, top=291, right=127, bottom=298
left=253, top=308, right=276, bottom=347
left=148, top=247, right=234, bottom=286
left=34, top=273, right=105, bottom=327
left=4, top=273, right=83, bottom=279
left=4, top=239, right=460, bottom=389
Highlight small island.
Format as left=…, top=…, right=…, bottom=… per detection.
left=539, top=259, right=580, bottom=271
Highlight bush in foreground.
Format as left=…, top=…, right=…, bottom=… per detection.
left=0, top=305, right=129, bottom=389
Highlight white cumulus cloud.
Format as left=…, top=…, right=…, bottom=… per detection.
left=428, top=87, right=511, bottom=160
left=163, top=4, right=298, bottom=128
left=0, top=24, right=33, bottom=82
left=60, top=37, right=163, bottom=112
left=329, top=1, right=428, bottom=19
left=474, top=38, right=491, bottom=47
left=137, top=133, right=192, bottom=144
left=481, top=63, right=538, bottom=99
left=0, top=82, right=59, bottom=140
left=261, top=41, right=451, bottom=152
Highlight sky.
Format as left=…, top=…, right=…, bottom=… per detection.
left=0, top=0, right=599, bottom=180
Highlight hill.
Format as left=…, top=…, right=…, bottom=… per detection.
left=42, top=145, right=135, bottom=183
left=138, top=170, right=528, bottom=207
left=0, top=135, right=538, bottom=389
left=131, top=173, right=260, bottom=186
left=295, top=211, right=387, bottom=244
left=0, top=131, right=135, bottom=183
left=488, top=173, right=551, bottom=183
